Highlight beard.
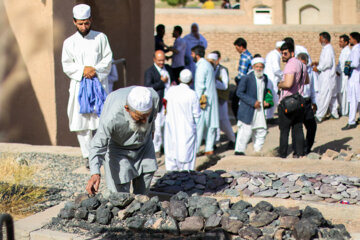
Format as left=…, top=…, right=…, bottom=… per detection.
left=192, top=56, right=198, bottom=63
left=125, top=112, right=149, bottom=133
left=77, top=26, right=91, bottom=37
left=254, top=70, right=264, bottom=78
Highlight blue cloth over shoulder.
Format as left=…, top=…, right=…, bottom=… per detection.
left=78, top=77, right=107, bottom=117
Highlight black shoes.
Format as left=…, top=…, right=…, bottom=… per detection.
left=234, top=151, right=245, bottom=156
left=227, top=141, right=235, bottom=150
left=85, top=158, right=90, bottom=169
left=341, top=124, right=357, bottom=130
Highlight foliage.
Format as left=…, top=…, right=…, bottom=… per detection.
left=166, top=0, right=188, bottom=7
left=0, top=154, right=46, bottom=219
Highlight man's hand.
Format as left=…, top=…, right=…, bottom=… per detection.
left=254, top=101, right=261, bottom=109
left=263, top=101, right=270, bottom=108
left=161, top=75, right=168, bottom=83
left=86, top=174, right=101, bottom=196
left=312, top=104, right=317, bottom=113
left=312, top=66, right=319, bottom=73
left=83, top=66, right=96, bottom=79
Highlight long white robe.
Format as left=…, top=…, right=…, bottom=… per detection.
left=264, top=49, right=282, bottom=119
left=336, top=45, right=351, bottom=116
left=347, top=43, right=360, bottom=124
left=164, top=84, right=201, bottom=171
left=195, top=58, right=219, bottom=152
left=315, top=43, right=338, bottom=120
left=62, top=30, right=113, bottom=132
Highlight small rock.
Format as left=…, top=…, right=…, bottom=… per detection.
left=237, top=177, right=250, bottom=185
left=254, top=189, right=277, bottom=198
left=81, top=197, right=101, bottom=210
left=194, top=175, right=207, bottom=185
left=221, top=216, right=243, bottom=234
left=279, top=216, right=299, bottom=229
left=238, top=226, right=263, bottom=239
left=272, top=180, right=283, bottom=189
left=307, top=152, right=321, bottom=160
left=205, top=214, right=222, bottom=229
left=231, top=200, right=252, bottom=211
left=200, top=204, right=219, bottom=219
left=179, top=216, right=204, bottom=234
left=315, top=189, right=331, bottom=198
left=331, top=193, right=343, bottom=201
left=160, top=216, right=179, bottom=235
left=322, top=149, right=339, bottom=160
left=336, top=184, right=347, bottom=192
left=293, top=219, right=317, bottom=240
left=125, top=215, right=146, bottom=230
left=250, top=178, right=262, bottom=186
left=301, top=194, right=323, bottom=201
left=144, top=216, right=163, bottom=231
left=59, top=208, right=75, bottom=219
left=302, top=206, right=325, bottom=226
left=218, top=199, right=230, bottom=212
left=223, top=189, right=240, bottom=197
left=276, top=193, right=290, bottom=199
left=288, top=185, right=302, bottom=193
left=169, top=200, right=188, bottom=221
left=320, top=184, right=337, bottom=195
left=288, top=174, right=300, bottom=182
left=229, top=209, right=249, bottom=222
left=74, top=207, right=88, bottom=220
left=250, top=211, right=278, bottom=227
left=124, top=200, right=141, bottom=218
left=96, top=206, right=111, bottom=225
left=243, top=188, right=254, bottom=196
left=274, top=228, right=284, bottom=240
left=134, top=195, right=150, bottom=203
left=276, top=206, right=301, bottom=217
left=341, top=191, right=350, bottom=198
left=87, top=213, right=96, bottom=223
left=254, top=201, right=273, bottom=212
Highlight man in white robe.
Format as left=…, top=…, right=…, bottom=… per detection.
left=184, top=23, right=208, bottom=79
left=234, top=58, right=269, bottom=155
left=264, top=41, right=284, bottom=120
left=192, top=45, right=219, bottom=155
left=207, top=51, right=236, bottom=149
left=283, top=37, right=313, bottom=65
left=313, top=32, right=338, bottom=122
left=62, top=4, right=112, bottom=166
left=342, top=32, right=360, bottom=130
left=164, top=70, right=201, bottom=171
left=336, top=34, right=351, bottom=116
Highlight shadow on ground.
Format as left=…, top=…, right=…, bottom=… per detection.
left=312, top=137, right=352, bottom=154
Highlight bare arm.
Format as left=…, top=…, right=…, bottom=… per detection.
left=278, top=73, right=295, bottom=89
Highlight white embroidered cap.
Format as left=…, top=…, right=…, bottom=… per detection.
left=251, top=57, right=265, bottom=66
left=179, top=69, right=192, bottom=84
left=127, top=87, right=153, bottom=113
left=207, top=53, right=218, bottom=61
left=73, top=4, right=91, bottom=20
left=276, top=41, right=285, bottom=49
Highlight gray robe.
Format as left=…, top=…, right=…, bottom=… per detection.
left=89, top=86, right=159, bottom=184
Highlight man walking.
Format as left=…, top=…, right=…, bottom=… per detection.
left=342, top=32, right=360, bottom=130
left=207, top=51, right=235, bottom=149
left=297, top=53, right=317, bottom=154
left=164, top=69, right=201, bottom=171
left=313, top=32, right=338, bottom=122
left=234, top=57, right=270, bottom=155
left=86, top=86, right=159, bottom=195
left=192, top=45, right=219, bottom=155
left=264, top=41, right=284, bottom=121
left=62, top=4, right=112, bottom=167
left=144, top=50, right=175, bottom=158
left=169, top=26, right=186, bottom=82
left=277, top=43, right=308, bottom=158
left=336, top=34, right=351, bottom=117
left=232, top=38, right=253, bottom=119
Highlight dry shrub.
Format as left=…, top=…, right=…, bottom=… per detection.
left=0, top=154, right=47, bottom=218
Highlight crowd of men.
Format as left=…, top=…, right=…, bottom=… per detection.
left=62, top=4, right=360, bottom=195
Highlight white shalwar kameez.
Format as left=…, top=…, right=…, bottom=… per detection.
left=164, top=84, right=201, bottom=171
left=153, top=64, right=171, bottom=153
left=347, top=43, right=360, bottom=125
left=264, top=49, right=282, bottom=119
left=62, top=30, right=112, bottom=158
left=215, top=66, right=235, bottom=143
left=235, top=76, right=267, bottom=153
left=315, top=43, right=338, bottom=121
left=336, top=45, right=351, bottom=116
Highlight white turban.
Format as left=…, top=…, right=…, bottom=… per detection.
left=251, top=57, right=265, bottom=66
left=127, top=87, right=153, bottom=113
left=276, top=41, right=285, bottom=49
left=179, top=69, right=192, bottom=84
left=73, top=4, right=91, bottom=20
left=207, top=53, right=218, bottom=61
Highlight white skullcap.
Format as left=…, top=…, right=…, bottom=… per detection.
left=127, top=87, right=153, bottom=113
left=179, top=69, right=192, bottom=84
left=251, top=57, right=265, bottom=66
left=207, top=53, right=218, bottom=61
left=73, top=4, right=91, bottom=20
left=276, top=41, right=285, bottom=49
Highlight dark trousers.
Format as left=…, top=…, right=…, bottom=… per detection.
left=231, top=94, right=239, bottom=120
left=278, top=103, right=305, bottom=158
left=302, top=98, right=317, bottom=154
left=171, top=66, right=184, bottom=85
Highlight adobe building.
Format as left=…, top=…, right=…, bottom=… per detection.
left=0, top=0, right=155, bottom=146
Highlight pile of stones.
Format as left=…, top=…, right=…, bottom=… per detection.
left=308, top=149, right=360, bottom=161
left=50, top=191, right=351, bottom=239
left=150, top=170, right=360, bottom=205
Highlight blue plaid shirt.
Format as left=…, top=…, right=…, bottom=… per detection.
left=236, top=49, right=253, bottom=84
